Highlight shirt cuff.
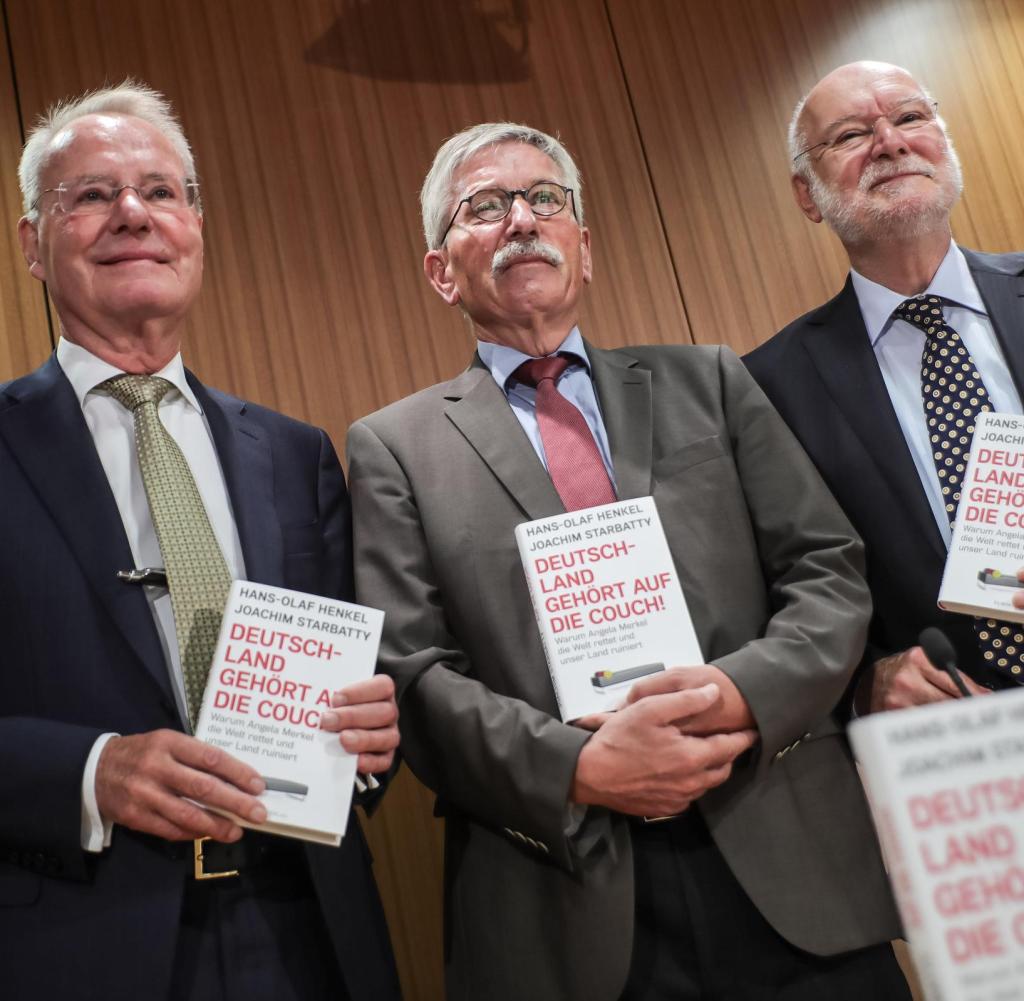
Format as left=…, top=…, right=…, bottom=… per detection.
left=80, top=733, right=118, bottom=853
left=354, top=772, right=380, bottom=795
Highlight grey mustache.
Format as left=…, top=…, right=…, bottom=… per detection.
left=492, top=239, right=564, bottom=274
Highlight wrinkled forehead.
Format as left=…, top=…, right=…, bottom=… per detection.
left=451, top=141, right=562, bottom=200
left=43, top=112, right=184, bottom=182
left=800, top=66, right=926, bottom=137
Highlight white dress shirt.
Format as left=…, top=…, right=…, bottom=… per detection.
left=852, top=241, right=1024, bottom=545
left=56, top=337, right=246, bottom=850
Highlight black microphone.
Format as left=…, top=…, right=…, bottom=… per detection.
left=918, top=627, right=972, bottom=698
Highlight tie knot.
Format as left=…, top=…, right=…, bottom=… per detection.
left=893, top=294, right=945, bottom=330
left=103, top=373, right=174, bottom=412
left=513, top=354, right=573, bottom=389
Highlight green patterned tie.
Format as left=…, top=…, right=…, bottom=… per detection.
left=104, top=374, right=233, bottom=727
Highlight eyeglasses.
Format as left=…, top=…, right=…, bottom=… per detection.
left=440, top=181, right=575, bottom=244
left=33, top=177, right=200, bottom=216
left=793, top=99, right=940, bottom=163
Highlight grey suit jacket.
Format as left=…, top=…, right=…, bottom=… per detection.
left=348, top=342, right=901, bottom=1001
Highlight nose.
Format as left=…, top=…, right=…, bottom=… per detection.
left=870, top=117, right=910, bottom=160
left=106, top=186, right=151, bottom=231
left=504, top=192, right=539, bottom=236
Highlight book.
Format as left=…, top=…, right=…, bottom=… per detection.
left=194, top=579, right=384, bottom=845
left=849, top=690, right=1024, bottom=1001
left=939, top=412, right=1024, bottom=624
left=514, top=496, right=702, bottom=721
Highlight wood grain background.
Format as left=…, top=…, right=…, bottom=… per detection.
left=3, top=1, right=1023, bottom=997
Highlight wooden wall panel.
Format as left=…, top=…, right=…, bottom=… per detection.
left=4, top=3, right=684, bottom=998
left=0, top=9, right=50, bottom=381
left=608, top=0, right=1024, bottom=352
left=10, top=1, right=1024, bottom=996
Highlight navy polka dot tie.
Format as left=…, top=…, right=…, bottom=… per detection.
left=894, top=294, right=1024, bottom=683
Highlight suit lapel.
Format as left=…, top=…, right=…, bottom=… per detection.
left=0, top=357, right=169, bottom=691
left=189, top=375, right=283, bottom=586
left=444, top=359, right=565, bottom=520
left=803, top=281, right=946, bottom=559
left=588, top=344, right=652, bottom=500
left=964, top=249, right=1024, bottom=400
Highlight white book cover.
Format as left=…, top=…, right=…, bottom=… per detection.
left=515, top=496, right=702, bottom=721
left=849, top=691, right=1024, bottom=1001
left=194, top=580, right=383, bottom=845
left=940, top=412, right=1024, bottom=624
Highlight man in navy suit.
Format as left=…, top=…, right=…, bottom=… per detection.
left=0, top=82, right=400, bottom=1000
left=746, top=60, right=1023, bottom=711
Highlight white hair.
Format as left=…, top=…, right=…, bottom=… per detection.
left=787, top=95, right=810, bottom=179
left=19, top=80, right=198, bottom=220
left=420, top=122, right=584, bottom=250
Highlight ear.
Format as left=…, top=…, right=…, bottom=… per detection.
left=792, top=174, right=823, bottom=224
left=424, top=249, right=461, bottom=306
left=17, top=216, right=45, bottom=282
left=579, top=227, right=592, bottom=285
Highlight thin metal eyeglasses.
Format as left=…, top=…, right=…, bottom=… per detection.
left=32, top=177, right=201, bottom=216
left=793, top=99, right=940, bottom=163
left=440, top=181, right=576, bottom=244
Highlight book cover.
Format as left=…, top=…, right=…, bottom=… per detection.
left=940, top=412, right=1024, bottom=624
left=849, top=691, right=1024, bottom=1001
left=194, top=580, right=383, bottom=845
left=514, top=496, right=702, bottom=721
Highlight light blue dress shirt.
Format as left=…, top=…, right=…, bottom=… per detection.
left=852, top=242, right=1023, bottom=546
left=477, top=326, right=617, bottom=488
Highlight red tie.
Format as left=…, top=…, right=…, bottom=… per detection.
left=513, top=355, right=616, bottom=512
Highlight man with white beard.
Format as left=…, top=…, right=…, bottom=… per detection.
left=746, top=60, right=1024, bottom=711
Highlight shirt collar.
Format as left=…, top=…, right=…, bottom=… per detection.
left=477, top=326, right=591, bottom=392
left=851, top=241, right=987, bottom=347
left=55, top=335, right=202, bottom=413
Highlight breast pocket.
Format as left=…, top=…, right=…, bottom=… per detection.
left=281, top=519, right=322, bottom=559
left=652, top=435, right=726, bottom=484
left=281, top=520, right=324, bottom=591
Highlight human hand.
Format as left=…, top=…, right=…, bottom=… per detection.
left=625, top=665, right=755, bottom=735
left=571, top=683, right=756, bottom=816
left=96, top=729, right=267, bottom=842
left=1012, top=568, right=1024, bottom=609
left=320, top=674, right=398, bottom=775
left=859, top=647, right=988, bottom=713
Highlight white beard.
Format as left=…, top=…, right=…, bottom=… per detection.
left=808, top=140, right=964, bottom=245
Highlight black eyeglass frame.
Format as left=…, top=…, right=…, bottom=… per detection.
left=439, top=181, right=576, bottom=245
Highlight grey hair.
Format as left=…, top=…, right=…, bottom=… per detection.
left=420, top=122, right=584, bottom=250
left=787, top=95, right=810, bottom=179
left=19, top=79, right=198, bottom=220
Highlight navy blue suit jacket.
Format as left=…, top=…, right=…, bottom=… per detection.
left=0, top=356, right=399, bottom=1000
left=745, top=249, right=1024, bottom=689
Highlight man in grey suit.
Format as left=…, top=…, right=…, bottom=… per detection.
left=347, top=123, right=909, bottom=1001
left=746, top=61, right=1023, bottom=711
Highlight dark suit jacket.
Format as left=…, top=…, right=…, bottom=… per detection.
left=348, top=342, right=900, bottom=1001
left=745, top=248, right=1024, bottom=690
left=0, top=356, right=399, bottom=1001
